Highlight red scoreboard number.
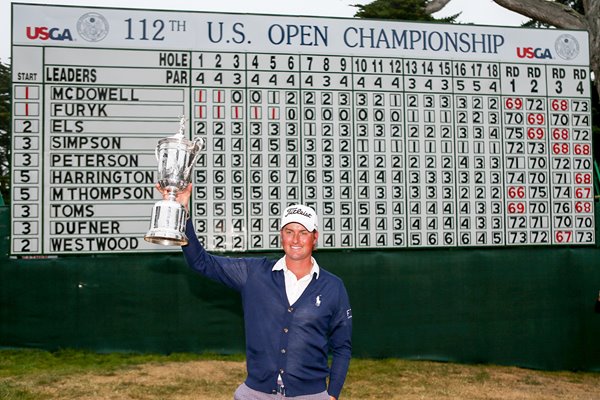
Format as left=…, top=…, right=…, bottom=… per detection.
left=10, top=6, right=595, bottom=254
left=501, top=63, right=593, bottom=246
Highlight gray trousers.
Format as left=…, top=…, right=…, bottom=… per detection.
left=234, top=383, right=329, bottom=400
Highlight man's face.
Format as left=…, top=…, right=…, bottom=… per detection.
left=280, top=222, right=318, bottom=262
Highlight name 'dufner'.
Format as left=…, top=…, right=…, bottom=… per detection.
left=52, top=220, right=121, bottom=235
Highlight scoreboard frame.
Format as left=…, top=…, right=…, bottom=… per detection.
left=10, top=3, right=595, bottom=255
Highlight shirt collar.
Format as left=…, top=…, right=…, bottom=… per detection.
left=272, top=256, right=320, bottom=279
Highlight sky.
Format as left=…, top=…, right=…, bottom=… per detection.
left=1, top=0, right=528, bottom=63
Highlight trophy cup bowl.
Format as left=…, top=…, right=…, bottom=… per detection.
left=144, top=122, right=204, bottom=246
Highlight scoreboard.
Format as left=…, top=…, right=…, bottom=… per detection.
left=10, top=3, right=595, bottom=254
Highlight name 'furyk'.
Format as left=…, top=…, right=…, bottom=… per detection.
left=52, top=103, right=108, bottom=117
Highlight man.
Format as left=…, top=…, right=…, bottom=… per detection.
left=163, top=184, right=352, bottom=399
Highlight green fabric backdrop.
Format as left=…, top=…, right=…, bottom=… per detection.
left=1, top=205, right=599, bottom=371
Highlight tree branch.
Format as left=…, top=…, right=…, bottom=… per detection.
left=492, top=0, right=586, bottom=29
left=425, top=0, right=452, bottom=14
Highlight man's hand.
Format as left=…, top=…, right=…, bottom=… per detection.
left=156, top=183, right=192, bottom=212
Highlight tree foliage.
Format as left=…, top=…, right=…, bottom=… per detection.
left=491, top=0, right=600, bottom=101
left=521, top=0, right=584, bottom=27
left=353, top=0, right=459, bottom=23
left=0, top=61, right=10, bottom=205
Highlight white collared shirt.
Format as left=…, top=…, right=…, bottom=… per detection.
left=272, top=256, right=320, bottom=305
left=272, top=257, right=322, bottom=388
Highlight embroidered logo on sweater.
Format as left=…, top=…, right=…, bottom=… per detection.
left=315, top=295, right=322, bottom=307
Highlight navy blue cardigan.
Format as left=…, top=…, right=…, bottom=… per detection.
left=182, top=220, right=352, bottom=398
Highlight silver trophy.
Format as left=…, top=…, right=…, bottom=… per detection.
left=144, top=116, right=205, bottom=246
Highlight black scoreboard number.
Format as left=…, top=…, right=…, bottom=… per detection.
left=188, top=53, right=594, bottom=251
left=10, top=5, right=594, bottom=254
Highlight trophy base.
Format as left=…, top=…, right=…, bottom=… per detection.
left=144, top=199, right=189, bottom=246
left=144, top=230, right=188, bottom=246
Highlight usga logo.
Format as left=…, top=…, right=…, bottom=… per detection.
left=516, top=47, right=552, bottom=59
left=26, top=27, right=74, bottom=41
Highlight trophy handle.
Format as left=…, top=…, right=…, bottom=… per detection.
left=191, top=137, right=205, bottom=164
left=193, top=136, right=205, bottom=153
left=182, top=137, right=205, bottom=178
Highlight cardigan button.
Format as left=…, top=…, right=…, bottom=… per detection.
left=281, top=348, right=286, bottom=354
left=283, top=328, right=289, bottom=333
left=287, top=307, right=294, bottom=312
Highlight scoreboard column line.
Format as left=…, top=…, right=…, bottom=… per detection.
left=498, top=61, right=509, bottom=247
left=543, top=64, right=554, bottom=245
left=450, top=60, right=459, bottom=246
left=41, top=47, right=47, bottom=253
